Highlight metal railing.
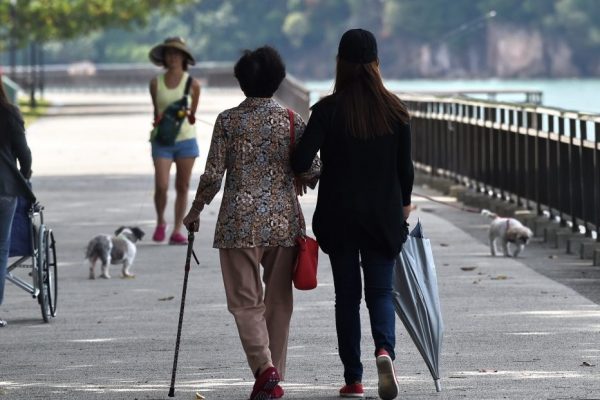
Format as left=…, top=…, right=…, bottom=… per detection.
left=5, top=62, right=238, bottom=89
left=4, top=62, right=312, bottom=120
left=405, top=94, right=600, bottom=241
left=8, top=62, right=596, bottom=238
left=397, top=89, right=543, bottom=105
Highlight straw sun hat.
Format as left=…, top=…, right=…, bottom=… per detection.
left=149, top=36, right=196, bottom=66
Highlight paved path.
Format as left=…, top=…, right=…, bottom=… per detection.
left=1, top=91, right=599, bottom=400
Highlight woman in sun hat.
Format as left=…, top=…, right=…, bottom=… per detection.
left=148, top=37, right=201, bottom=245
left=291, top=28, right=414, bottom=399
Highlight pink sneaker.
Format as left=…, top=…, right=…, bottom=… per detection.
left=152, top=224, right=166, bottom=242
left=169, top=232, right=188, bottom=245
left=250, top=367, right=280, bottom=400
left=376, top=349, right=399, bottom=400
left=339, top=383, right=364, bottom=398
left=270, top=384, right=284, bottom=399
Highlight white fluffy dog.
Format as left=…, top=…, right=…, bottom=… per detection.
left=481, top=210, right=533, bottom=257
left=85, top=226, right=144, bottom=279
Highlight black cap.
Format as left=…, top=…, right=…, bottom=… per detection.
left=337, top=28, right=378, bottom=64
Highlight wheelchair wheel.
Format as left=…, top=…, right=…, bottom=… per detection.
left=36, top=225, right=51, bottom=323
left=44, top=229, right=58, bottom=317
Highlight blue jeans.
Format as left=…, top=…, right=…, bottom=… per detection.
left=0, top=195, right=18, bottom=305
left=329, top=246, right=396, bottom=385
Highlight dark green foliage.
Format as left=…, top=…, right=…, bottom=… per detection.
left=2, top=0, right=599, bottom=77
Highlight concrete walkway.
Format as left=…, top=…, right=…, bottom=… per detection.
left=1, top=91, right=599, bottom=400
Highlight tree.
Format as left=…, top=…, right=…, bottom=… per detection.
left=0, top=0, right=192, bottom=105
left=4, top=0, right=600, bottom=79
left=0, top=0, right=192, bottom=45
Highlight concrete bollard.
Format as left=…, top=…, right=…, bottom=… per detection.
left=569, top=239, right=598, bottom=259
left=518, top=213, right=538, bottom=230
left=414, top=172, right=432, bottom=186
left=491, top=202, right=520, bottom=217
left=581, top=242, right=600, bottom=261
left=534, top=218, right=557, bottom=238
left=458, top=191, right=482, bottom=209
left=487, top=202, right=503, bottom=214
left=544, top=226, right=572, bottom=248
left=430, top=177, right=454, bottom=195
left=555, top=231, right=575, bottom=250
left=449, top=185, right=467, bottom=199
left=455, top=189, right=470, bottom=203
left=471, top=196, right=492, bottom=210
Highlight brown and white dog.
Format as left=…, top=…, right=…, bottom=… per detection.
left=481, top=209, right=533, bottom=257
left=85, top=226, right=144, bottom=279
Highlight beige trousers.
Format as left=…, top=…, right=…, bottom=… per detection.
left=219, top=246, right=296, bottom=379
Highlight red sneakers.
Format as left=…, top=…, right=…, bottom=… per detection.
left=376, top=349, right=399, bottom=400
left=152, top=224, right=166, bottom=242
left=169, top=231, right=188, bottom=245
left=339, top=383, right=364, bottom=398
left=270, top=384, right=284, bottom=399
left=250, top=367, right=280, bottom=400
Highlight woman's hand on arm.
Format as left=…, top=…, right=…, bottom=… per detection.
left=295, top=170, right=320, bottom=190
left=294, top=179, right=308, bottom=196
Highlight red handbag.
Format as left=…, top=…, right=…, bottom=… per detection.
left=294, top=235, right=319, bottom=290
left=287, top=109, right=319, bottom=290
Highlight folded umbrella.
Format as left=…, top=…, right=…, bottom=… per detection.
left=392, top=220, right=443, bottom=392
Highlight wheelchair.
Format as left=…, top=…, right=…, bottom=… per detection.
left=6, top=197, right=58, bottom=323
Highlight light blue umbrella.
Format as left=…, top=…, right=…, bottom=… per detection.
left=393, top=220, right=444, bottom=392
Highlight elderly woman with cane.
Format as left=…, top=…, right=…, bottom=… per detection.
left=183, top=46, right=320, bottom=400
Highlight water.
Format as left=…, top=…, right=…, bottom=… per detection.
left=307, top=79, right=600, bottom=114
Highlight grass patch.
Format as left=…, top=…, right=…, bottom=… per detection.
left=18, top=98, right=51, bottom=127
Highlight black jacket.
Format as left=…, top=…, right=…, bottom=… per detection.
left=0, top=105, right=35, bottom=201
left=291, top=94, right=414, bottom=257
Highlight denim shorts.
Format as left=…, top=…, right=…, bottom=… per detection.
left=151, top=138, right=199, bottom=160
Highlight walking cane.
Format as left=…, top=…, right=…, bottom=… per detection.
left=168, top=231, right=200, bottom=397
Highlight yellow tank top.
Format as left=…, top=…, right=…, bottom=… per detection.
left=154, top=72, right=195, bottom=142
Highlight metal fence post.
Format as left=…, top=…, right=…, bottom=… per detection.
left=595, top=122, right=600, bottom=242
left=569, top=118, right=577, bottom=232
left=547, top=115, right=555, bottom=220
left=500, top=108, right=507, bottom=200
left=578, top=119, right=587, bottom=236
left=512, top=109, right=520, bottom=205
left=535, top=112, right=542, bottom=215
left=557, top=117, right=566, bottom=226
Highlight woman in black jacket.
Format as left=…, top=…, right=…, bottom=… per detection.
left=0, top=78, right=34, bottom=328
left=291, top=29, right=413, bottom=400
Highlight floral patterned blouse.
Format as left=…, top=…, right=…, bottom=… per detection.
left=193, top=97, right=321, bottom=249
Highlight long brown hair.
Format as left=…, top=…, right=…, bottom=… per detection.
left=334, top=58, right=409, bottom=139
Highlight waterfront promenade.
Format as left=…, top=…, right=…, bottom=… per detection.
left=1, top=90, right=599, bottom=399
